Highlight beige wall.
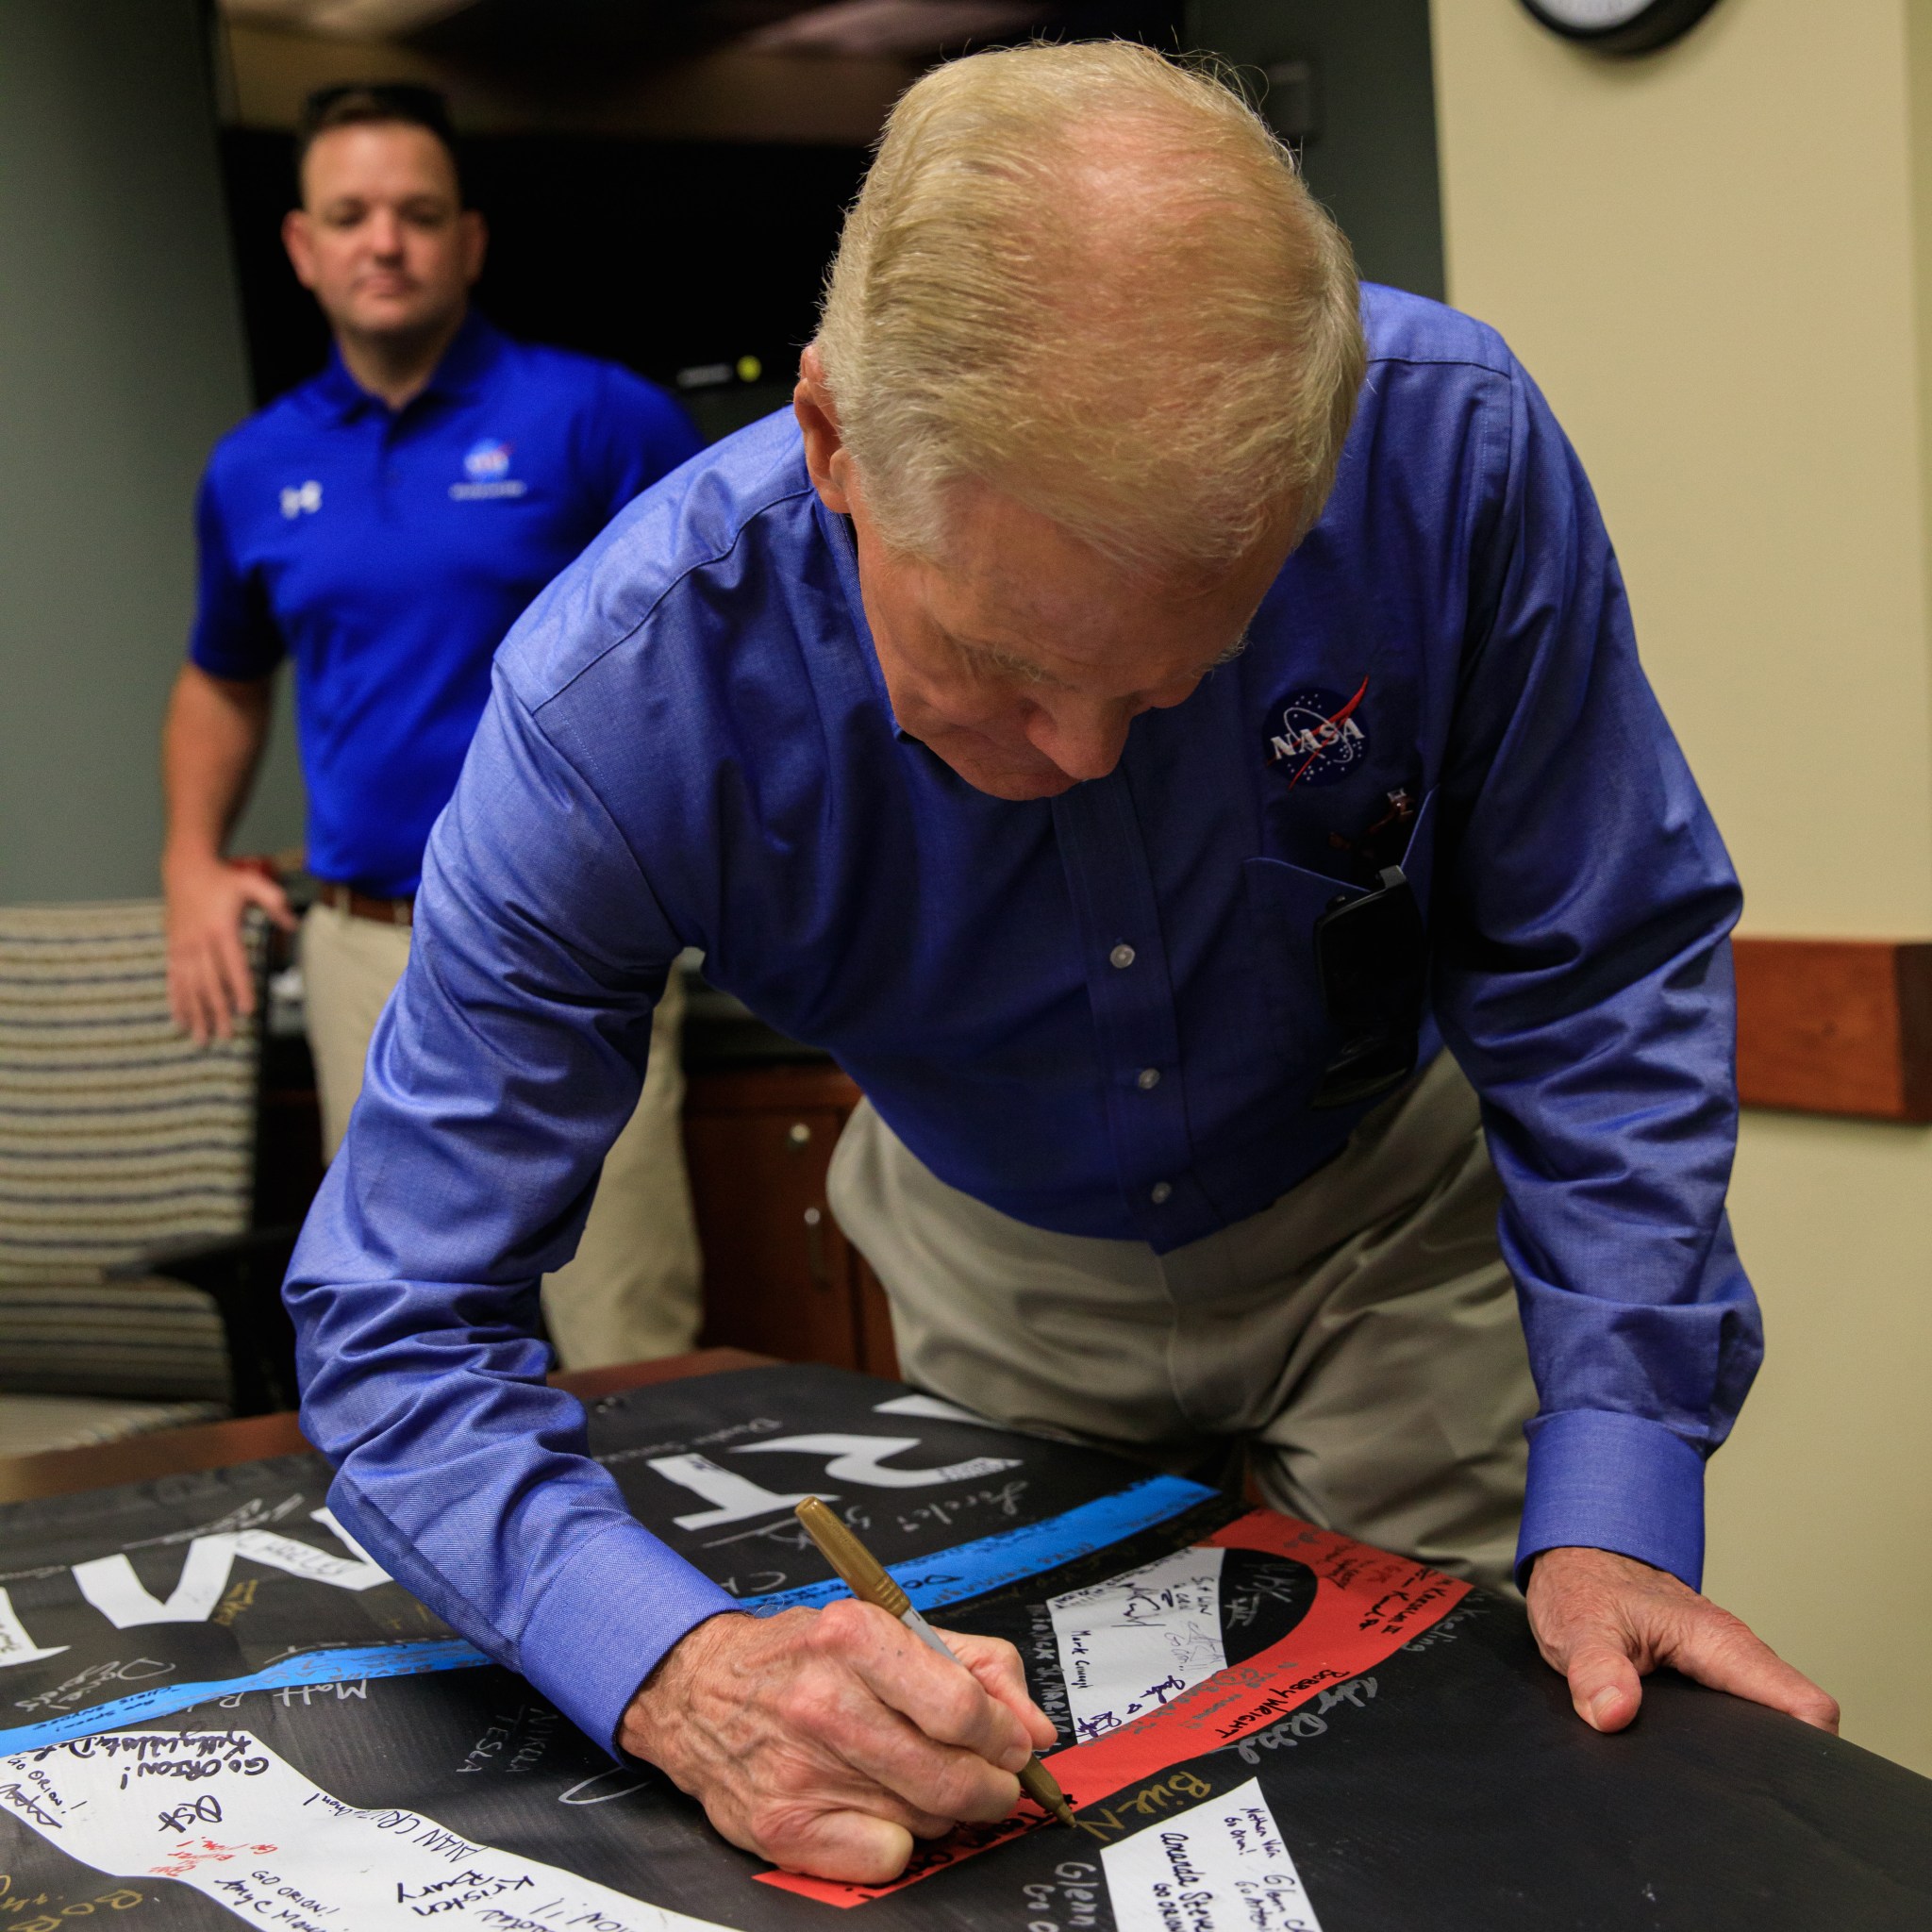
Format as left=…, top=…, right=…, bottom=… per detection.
left=1431, top=0, right=1932, bottom=1774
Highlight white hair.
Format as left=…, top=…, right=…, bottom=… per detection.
left=813, top=40, right=1366, bottom=578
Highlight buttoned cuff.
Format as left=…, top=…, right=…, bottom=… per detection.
left=515, top=1516, right=740, bottom=1755
left=1515, top=1408, right=1707, bottom=1593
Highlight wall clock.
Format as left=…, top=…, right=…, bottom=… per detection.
left=1519, top=0, right=1723, bottom=56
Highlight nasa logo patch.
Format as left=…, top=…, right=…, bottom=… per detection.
left=463, top=438, right=513, bottom=480
left=1264, top=677, right=1371, bottom=789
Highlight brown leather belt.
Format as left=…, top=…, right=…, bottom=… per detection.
left=317, top=881, right=414, bottom=926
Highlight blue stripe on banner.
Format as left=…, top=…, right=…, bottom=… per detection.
left=743, top=1473, right=1214, bottom=1615
left=0, top=1640, right=491, bottom=1757
left=0, top=1475, right=1214, bottom=1757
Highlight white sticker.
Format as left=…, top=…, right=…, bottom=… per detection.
left=232, top=1526, right=388, bottom=1591
left=1101, top=1776, right=1324, bottom=1932
left=0, top=1588, right=66, bottom=1671
left=1049, top=1546, right=1228, bottom=1742
left=0, top=1729, right=731, bottom=1932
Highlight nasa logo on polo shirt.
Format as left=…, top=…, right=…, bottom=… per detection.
left=450, top=439, right=527, bottom=501
left=1263, top=676, right=1371, bottom=789
left=279, top=479, right=322, bottom=520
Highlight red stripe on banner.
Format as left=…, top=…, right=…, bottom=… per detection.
left=758, top=1509, right=1468, bottom=1907
left=760, top=1811, right=1050, bottom=1908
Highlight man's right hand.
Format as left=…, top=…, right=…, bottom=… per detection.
left=619, top=1602, right=1058, bottom=1884
left=163, top=857, right=295, bottom=1045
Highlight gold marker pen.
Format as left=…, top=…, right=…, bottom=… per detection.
left=793, top=1497, right=1076, bottom=1828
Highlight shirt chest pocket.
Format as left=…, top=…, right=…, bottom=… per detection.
left=1242, top=788, right=1439, bottom=1076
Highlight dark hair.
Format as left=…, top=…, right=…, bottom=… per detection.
left=295, top=83, right=462, bottom=192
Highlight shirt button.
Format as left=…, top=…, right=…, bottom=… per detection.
left=1150, top=1181, right=1173, bottom=1205
left=1137, top=1067, right=1161, bottom=1091
left=1109, top=943, right=1136, bottom=970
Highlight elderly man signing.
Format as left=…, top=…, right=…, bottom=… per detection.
left=288, top=41, right=1834, bottom=1887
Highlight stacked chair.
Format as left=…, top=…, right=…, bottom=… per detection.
left=0, top=900, right=299, bottom=1457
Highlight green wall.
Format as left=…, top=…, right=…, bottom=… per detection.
left=1189, top=0, right=1446, bottom=301
left=0, top=0, right=304, bottom=905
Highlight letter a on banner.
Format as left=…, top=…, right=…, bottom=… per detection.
left=73, top=1536, right=239, bottom=1628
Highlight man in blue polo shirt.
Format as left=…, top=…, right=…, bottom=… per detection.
left=161, top=84, right=704, bottom=1368
left=289, top=45, right=1838, bottom=1885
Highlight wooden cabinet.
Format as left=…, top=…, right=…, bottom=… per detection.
left=252, top=955, right=901, bottom=1377
left=683, top=1062, right=899, bottom=1378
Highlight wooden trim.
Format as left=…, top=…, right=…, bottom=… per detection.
left=0, top=1348, right=774, bottom=1505
left=1732, top=938, right=1932, bottom=1122
left=685, top=1063, right=862, bottom=1115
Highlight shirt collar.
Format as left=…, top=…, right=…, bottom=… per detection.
left=419, top=309, right=507, bottom=404
left=310, top=309, right=507, bottom=425
left=816, top=495, right=919, bottom=745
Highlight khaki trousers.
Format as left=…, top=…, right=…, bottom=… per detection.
left=827, top=1051, right=1535, bottom=1593
left=300, top=901, right=703, bottom=1370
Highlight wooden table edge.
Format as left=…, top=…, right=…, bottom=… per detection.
left=0, top=1348, right=776, bottom=1504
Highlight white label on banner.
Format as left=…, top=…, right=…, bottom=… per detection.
left=232, top=1527, right=387, bottom=1591
left=0, top=1729, right=732, bottom=1932
left=1049, top=1545, right=1228, bottom=1743
left=1101, top=1776, right=1324, bottom=1932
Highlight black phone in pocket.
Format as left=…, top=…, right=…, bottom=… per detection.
left=1309, top=865, right=1426, bottom=1110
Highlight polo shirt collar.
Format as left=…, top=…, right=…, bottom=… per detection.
left=420, top=309, right=507, bottom=405
left=309, top=309, right=508, bottom=424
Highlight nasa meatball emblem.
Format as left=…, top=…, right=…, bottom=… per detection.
left=1265, top=677, right=1371, bottom=788
left=450, top=438, right=527, bottom=500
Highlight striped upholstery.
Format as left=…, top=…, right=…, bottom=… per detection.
left=0, top=900, right=258, bottom=1276
left=0, top=1279, right=231, bottom=1402
left=0, top=900, right=256, bottom=1407
left=0, top=1393, right=225, bottom=1458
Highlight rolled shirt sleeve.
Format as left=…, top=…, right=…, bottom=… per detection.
left=283, top=675, right=737, bottom=1753
left=1432, top=355, right=1761, bottom=1591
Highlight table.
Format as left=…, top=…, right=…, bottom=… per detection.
left=0, top=1346, right=771, bottom=1505
left=0, top=1349, right=1926, bottom=1929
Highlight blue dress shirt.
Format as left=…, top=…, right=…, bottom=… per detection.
left=190, top=312, right=702, bottom=896
left=287, top=286, right=1761, bottom=1755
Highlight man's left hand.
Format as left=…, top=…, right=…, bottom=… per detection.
left=1526, top=1545, right=1840, bottom=1735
